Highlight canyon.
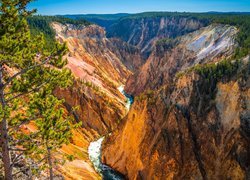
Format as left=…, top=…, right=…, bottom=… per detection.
left=47, top=14, right=249, bottom=179
left=107, top=15, right=208, bottom=58
left=50, top=22, right=138, bottom=179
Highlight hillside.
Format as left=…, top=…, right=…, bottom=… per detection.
left=103, top=55, right=250, bottom=179
left=101, top=13, right=250, bottom=180
left=125, top=24, right=238, bottom=95
left=33, top=12, right=250, bottom=180
left=63, top=14, right=130, bottom=29
left=105, top=12, right=250, bottom=59
left=44, top=20, right=143, bottom=179
left=9, top=12, right=250, bottom=179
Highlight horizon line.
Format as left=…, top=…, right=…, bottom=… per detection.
left=34, top=11, right=250, bottom=16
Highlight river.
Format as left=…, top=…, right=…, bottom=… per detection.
left=88, top=85, right=133, bottom=180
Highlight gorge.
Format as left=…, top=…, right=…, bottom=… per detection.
left=88, top=85, right=133, bottom=180
left=50, top=13, right=250, bottom=179
left=27, top=13, right=250, bottom=179
left=1, top=0, right=250, bottom=179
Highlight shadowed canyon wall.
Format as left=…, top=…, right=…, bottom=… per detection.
left=48, top=16, right=249, bottom=180
left=51, top=22, right=143, bottom=179
left=102, top=56, right=250, bottom=179
left=102, top=22, right=250, bottom=179
left=125, top=24, right=238, bottom=95
left=107, top=16, right=208, bottom=57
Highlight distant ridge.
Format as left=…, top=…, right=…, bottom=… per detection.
left=62, top=11, right=250, bottom=22
left=207, top=11, right=250, bottom=14
left=62, top=11, right=250, bottom=18
left=62, top=13, right=131, bottom=29
left=63, top=13, right=131, bottom=20
left=62, top=11, right=250, bottom=30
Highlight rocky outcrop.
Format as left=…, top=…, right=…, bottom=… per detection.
left=51, top=22, right=143, bottom=135
left=125, top=24, right=238, bottom=95
left=102, top=56, right=250, bottom=179
left=53, top=23, right=143, bottom=73
left=51, top=22, right=141, bottom=179
left=107, top=16, right=207, bottom=57
left=108, top=38, right=144, bottom=71
left=50, top=20, right=248, bottom=180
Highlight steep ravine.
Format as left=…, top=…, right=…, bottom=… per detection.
left=125, top=24, right=238, bottom=95
left=51, top=22, right=138, bottom=179
left=102, top=22, right=250, bottom=179
left=51, top=20, right=250, bottom=179
left=88, top=86, right=133, bottom=180
left=102, top=58, right=250, bottom=179
left=107, top=16, right=208, bottom=57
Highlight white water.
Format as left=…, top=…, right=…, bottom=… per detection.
left=118, top=85, right=133, bottom=110
left=88, top=85, right=133, bottom=180
left=88, top=137, right=105, bottom=173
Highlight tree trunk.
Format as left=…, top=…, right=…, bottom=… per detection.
left=0, top=67, right=13, bottom=180
left=46, top=143, right=53, bottom=180
left=0, top=118, right=12, bottom=180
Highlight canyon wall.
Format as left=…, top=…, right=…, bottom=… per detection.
left=103, top=56, right=250, bottom=179
left=50, top=18, right=249, bottom=180
left=125, top=24, right=238, bottom=95
left=51, top=22, right=142, bottom=179
left=107, top=16, right=208, bottom=57
left=102, top=23, right=250, bottom=179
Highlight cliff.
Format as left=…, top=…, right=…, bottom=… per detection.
left=51, top=22, right=141, bottom=179
left=125, top=24, right=238, bottom=96
left=6, top=13, right=250, bottom=180
left=102, top=21, right=250, bottom=179
left=51, top=19, right=249, bottom=180
left=102, top=56, right=250, bottom=179
left=107, top=16, right=207, bottom=57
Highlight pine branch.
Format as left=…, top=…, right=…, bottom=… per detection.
left=12, top=165, right=33, bottom=177
left=10, top=132, right=41, bottom=146
left=11, top=153, right=24, bottom=167
left=10, top=141, right=42, bottom=149
left=5, top=80, right=51, bottom=103
left=3, top=56, right=53, bottom=89
left=8, top=148, right=26, bottom=152
left=8, top=116, right=40, bottom=132
left=12, top=168, right=28, bottom=177
left=12, top=156, right=48, bottom=177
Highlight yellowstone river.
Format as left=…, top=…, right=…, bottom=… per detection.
left=88, top=86, right=133, bottom=180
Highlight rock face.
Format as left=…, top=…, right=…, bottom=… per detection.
left=102, top=56, right=250, bottom=179
left=102, top=22, right=250, bottom=179
left=51, top=22, right=143, bottom=179
left=53, top=23, right=143, bottom=73
left=107, top=16, right=207, bottom=57
left=108, top=38, right=144, bottom=71
left=125, top=24, right=238, bottom=96
left=50, top=19, right=249, bottom=180
left=52, top=22, right=144, bottom=135
left=52, top=22, right=132, bottom=136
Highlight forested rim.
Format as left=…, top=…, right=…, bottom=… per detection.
left=29, top=13, right=250, bottom=59
left=108, top=12, right=250, bottom=59
left=27, top=15, right=91, bottom=50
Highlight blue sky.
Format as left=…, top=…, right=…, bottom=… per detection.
left=29, top=0, right=250, bottom=15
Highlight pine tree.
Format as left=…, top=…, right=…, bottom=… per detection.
left=0, top=0, right=74, bottom=179
left=17, top=91, right=78, bottom=179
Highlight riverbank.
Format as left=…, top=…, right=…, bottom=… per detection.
left=88, top=85, right=133, bottom=180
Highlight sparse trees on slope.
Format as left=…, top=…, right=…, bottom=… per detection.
left=18, top=92, right=78, bottom=179
left=0, top=0, right=74, bottom=179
